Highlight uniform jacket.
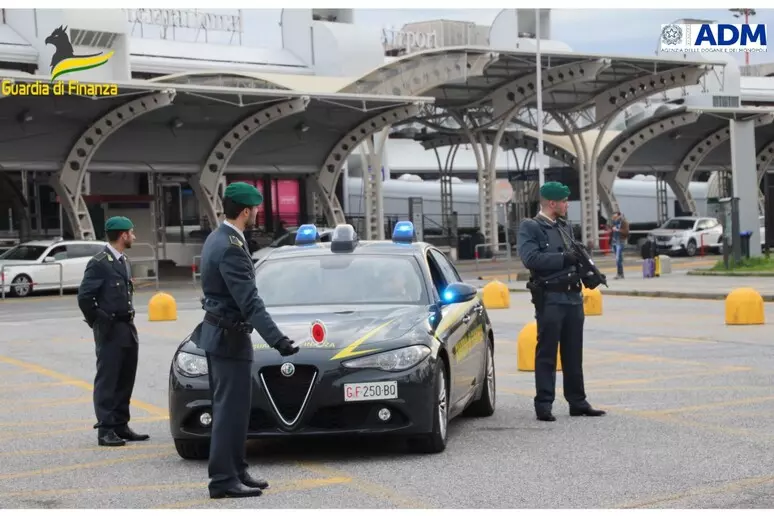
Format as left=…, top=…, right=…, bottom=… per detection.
left=196, top=223, right=285, bottom=361
left=517, top=215, right=582, bottom=305
left=77, top=246, right=139, bottom=347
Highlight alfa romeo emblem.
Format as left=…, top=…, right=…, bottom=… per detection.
left=280, top=362, right=295, bottom=377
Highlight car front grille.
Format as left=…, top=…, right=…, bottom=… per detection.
left=259, top=365, right=317, bottom=426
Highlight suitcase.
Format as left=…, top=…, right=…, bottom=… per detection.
left=642, top=258, right=655, bottom=278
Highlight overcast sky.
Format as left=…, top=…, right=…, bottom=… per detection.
left=131, top=8, right=774, bottom=66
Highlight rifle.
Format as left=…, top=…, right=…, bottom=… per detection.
left=556, top=221, right=608, bottom=289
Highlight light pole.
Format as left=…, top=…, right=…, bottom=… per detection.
left=535, top=9, right=545, bottom=186
left=730, top=8, right=757, bottom=65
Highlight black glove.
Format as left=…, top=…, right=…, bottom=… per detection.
left=563, top=251, right=580, bottom=267
left=275, top=337, right=299, bottom=357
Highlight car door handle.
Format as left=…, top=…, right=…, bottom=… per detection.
left=462, top=315, right=471, bottom=324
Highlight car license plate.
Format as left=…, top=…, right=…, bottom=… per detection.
left=344, top=381, right=398, bottom=402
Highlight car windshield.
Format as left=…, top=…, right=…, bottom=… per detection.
left=255, top=254, right=428, bottom=306
left=661, top=219, right=695, bottom=230
left=269, top=231, right=296, bottom=248
left=0, top=245, right=48, bottom=261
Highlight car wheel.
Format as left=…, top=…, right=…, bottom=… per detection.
left=408, top=361, right=449, bottom=454
left=685, top=239, right=697, bottom=257
left=174, top=438, right=210, bottom=460
left=463, top=339, right=496, bottom=417
left=11, top=274, right=32, bottom=297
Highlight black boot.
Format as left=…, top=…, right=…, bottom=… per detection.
left=98, top=429, right=126, bottom=447
left=570, top=405, right=606, bottom=417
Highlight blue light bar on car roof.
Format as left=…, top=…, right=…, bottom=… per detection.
left=295, top=224, right=318, bottom=245
left=392, top=221, right=415, bottom=243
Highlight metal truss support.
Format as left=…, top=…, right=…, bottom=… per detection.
left=756, top=139, right=774, bottom=215
left=50, top=90, right=177, bottom=240
left=432, top=143, right=461, bottom=245
left=361, top=128, right=390, bottom=240
left=655, top=173, right=669, bottom=225
left=672, top=114, right=774, bottom=215
left=553, top=112, right=594, bottom=247
left=315, top=104, right=422, bottom=227
left=346, top=52, right=496, bottom=97
left=0, top=170, right=31, bottom=241
left=191, top=96, right=310, bottom=228
left=579, top=66, right=709, bottom=245
left=597, top=110, right=700, bottom=217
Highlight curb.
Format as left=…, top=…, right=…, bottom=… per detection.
left=687, top=270, right=774, bottom=277
left=505, top=287, right=774, bottom=302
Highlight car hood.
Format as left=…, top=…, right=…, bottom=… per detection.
left=650, top=229, right=687, bottom=237
left=183, top=304, right=433, bottom=361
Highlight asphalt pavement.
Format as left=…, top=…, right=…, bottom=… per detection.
left=1, top=288, right=773, bottom=508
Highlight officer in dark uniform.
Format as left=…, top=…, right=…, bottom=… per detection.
left=196, top=181, right=298, bottom=499
left=77, top=216, right=149, bottom=446
left=517, top=182, right=606, bottom=422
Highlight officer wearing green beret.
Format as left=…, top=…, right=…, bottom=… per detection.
left=194, top=181, right=297, bottom=499
left=517, top=182, right=605, bottom=422
left=77, top=216, right=149, bottom=446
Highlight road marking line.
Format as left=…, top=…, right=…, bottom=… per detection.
left=0, top=442, right=173, bottom=458
left=0, top=480, right=207, bottom=499
left=0, top=414, right=165, bottom=430
left=297, top=462, right=434, bottom=509
left=0, top=416, right=168, bottom=442
left=636, top=395, right=774, bottom=416
left=0, top=451, right=173, bottom=481
left=615, top=474, right=774, bottom=508
left=0, top=355, right=167, bottom=418
left=154, top=476, right=354, bottom=509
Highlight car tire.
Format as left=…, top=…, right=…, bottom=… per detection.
left=685, top=239, right=697, bottom=257
left=174, top=438, right=210, bottom=460
left=463, top=338, right=496, bottom=417
left=408, top=361, right=449, bottom=454
left=11, top=274, right=32, bottom=298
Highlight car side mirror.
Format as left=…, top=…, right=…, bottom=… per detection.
left=439, top=282, right=477, bottom=306
left=44, top=256, right=55, bottom=263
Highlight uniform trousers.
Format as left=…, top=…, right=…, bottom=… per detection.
left=205, top=352, right=253, bottom=491
left=93, top=321, right=139, bottom=431
left=534, top=302, right=588, bottom=412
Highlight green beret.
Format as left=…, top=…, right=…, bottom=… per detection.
left=105, top=216, right=133, bottom=232
left=539, top=181, right=570, bottom=201
left=224, top=182, right=263, bottom=207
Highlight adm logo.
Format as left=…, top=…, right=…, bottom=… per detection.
left=45, top=25, right=114, bottom=82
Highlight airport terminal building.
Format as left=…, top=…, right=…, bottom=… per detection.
left=0, top=8, right=772, bottom=267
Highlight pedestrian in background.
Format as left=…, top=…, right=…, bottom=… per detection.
left=77, top=216, right=149, bottom=446
left=610, top=212, right=628, bottom=279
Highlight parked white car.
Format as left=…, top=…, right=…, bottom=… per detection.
left=648, top=216, right=724, bottom=257
left=0, top=238, right=106, bottom=298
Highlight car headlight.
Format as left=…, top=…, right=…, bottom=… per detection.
left=175, top=351, right=208, bottom=377
left=341, top=345, right=431, bottom=372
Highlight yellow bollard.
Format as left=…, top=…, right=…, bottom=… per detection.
left=517, top=321, right=562, bottom=372
left=148, top=292, right=178, bottom=321
left=582, top=286, right=603, bottom=316
left=725, top=287, right=765, bottom=325
left=481, top=280, right=510, bottom=309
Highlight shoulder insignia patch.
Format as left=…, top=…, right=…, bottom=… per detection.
left=228, top=235, right=244, bottom=248
left=94, top=251, right=108, bottom=261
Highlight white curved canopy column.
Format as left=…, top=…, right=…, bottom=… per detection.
left=756, top=139, right=774, bottom=215
left=597, top=110, right=701, bottom=217
left=50, top=90, right=177, bottom=240
left=477, top=59, right=610, bottom=246
left=584, top=65, right=709, bottom=245
left=191, top=96, right=310, bottom=228
left=314, top=104, right=422, bottom=228
left=673, top=114, right=774, bottom=214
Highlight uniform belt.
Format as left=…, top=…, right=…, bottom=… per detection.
left=204, top=312, right=252, bottom=333
left=542, top=282, right=582, bottom=293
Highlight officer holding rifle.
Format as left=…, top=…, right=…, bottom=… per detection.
left=517, top=182, right=607, bottom=422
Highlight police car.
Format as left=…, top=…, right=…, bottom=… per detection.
left=169, top=222, right=496, bottom=459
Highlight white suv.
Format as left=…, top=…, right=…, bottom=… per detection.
left=0, top=239, right=106, bottom=298
left=648, top=216, right=723, bottom=257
